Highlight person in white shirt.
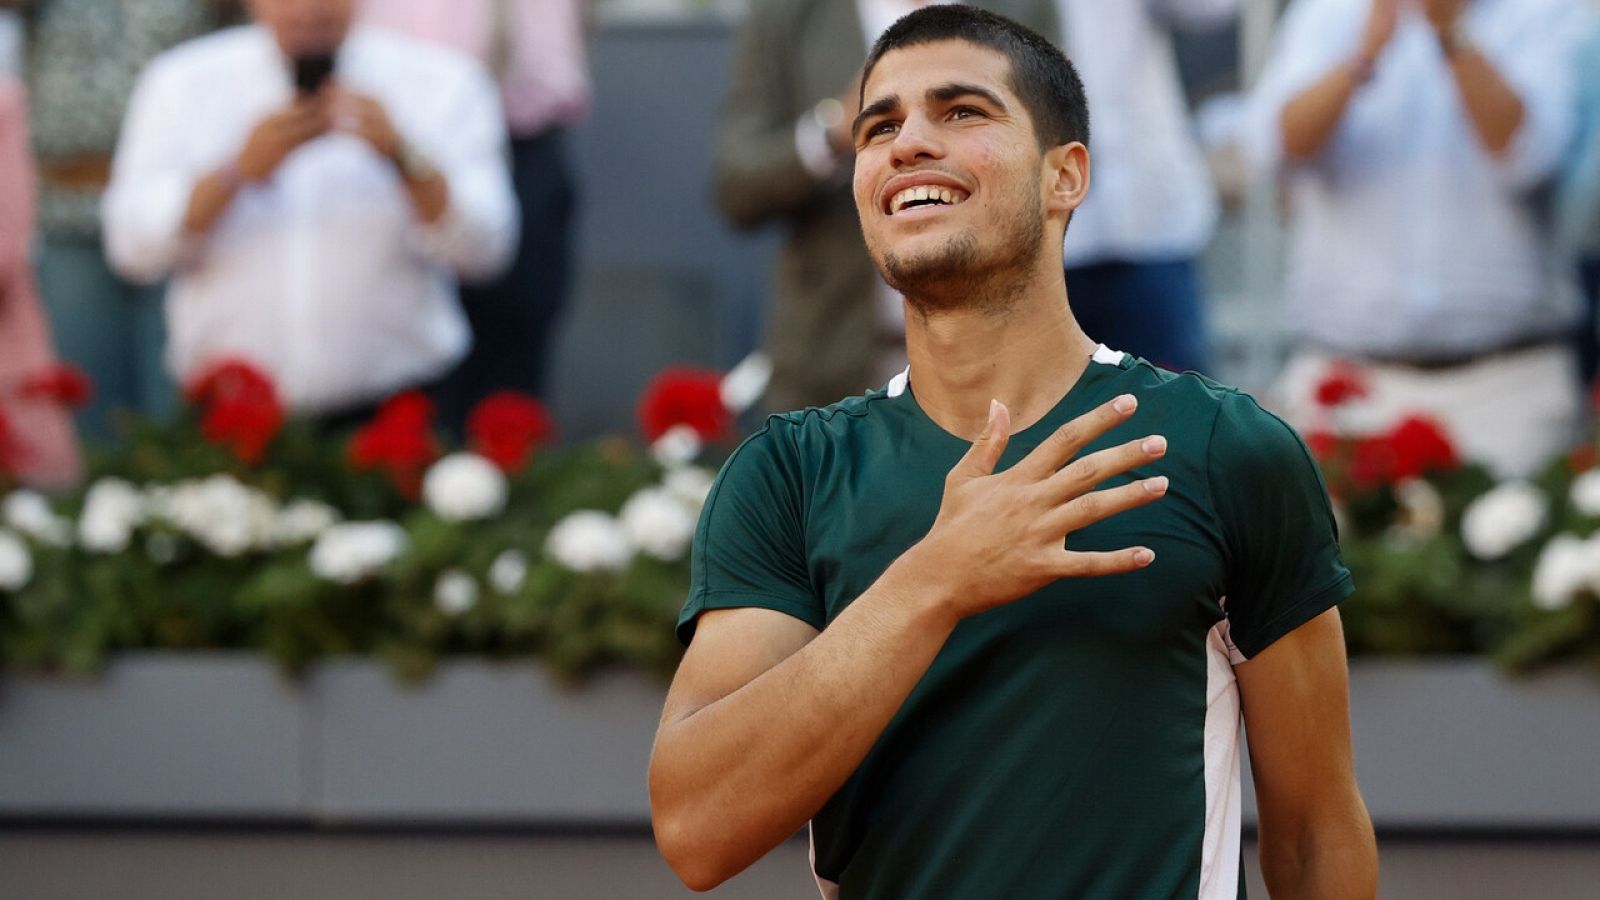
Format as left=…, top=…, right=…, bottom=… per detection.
left=103, top=0, right=517, bottom=421
left=1058, top=0, right=1234, bottom=376
left=1244, top=0, right=1596, bottom=477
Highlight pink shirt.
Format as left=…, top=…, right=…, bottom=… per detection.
left=0, top=79, right=82, bottom=489
left=360, top=0, right=589, bottom=135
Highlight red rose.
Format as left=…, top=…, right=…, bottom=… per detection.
left=1347, top=435, right=1397, bottom=490
left=348, top=391, right=439, bottom=498
left=1313, top=362, right=1369, bottom=408
left=183, top=358, right=284, bottom=465
left=18, top=363, right=93, bottom=409
left=1387, top=415, right=1458, bottom=481
left=467, top=391, right=554, bottom=474
left=637, top=367, right=730, bottom=444
left=1304, top=429, right=1340, bottom=463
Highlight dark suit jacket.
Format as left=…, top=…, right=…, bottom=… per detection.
left=713, top=0, right=1060, bottom=412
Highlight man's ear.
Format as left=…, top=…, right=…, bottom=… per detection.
left=1043, top=142, right=1090, bottom=218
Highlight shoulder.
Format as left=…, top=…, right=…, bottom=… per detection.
left=349, top=27, right=492, bottom=84
left=140, top=25, right=262, bottom=85
left=1108, top=357, right=1312, bottom=475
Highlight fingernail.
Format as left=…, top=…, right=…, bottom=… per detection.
left=1143, top=476, right=1169, bottom=494
left=1113, top=394, right=1136, bottom=414
left=989, top=398, right=1000, bottom=419
left=1133, top=548, right=1155, bottom=566
left=1142, top=436, right=1167, bottom=455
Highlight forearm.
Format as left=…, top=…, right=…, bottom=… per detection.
left=650, top=552, right=958, bottom=890
left=1278, top=63, right=1364, bottom=162
left=181, top=167, right=242, bottom=236
left=1446, top=45, right=1525, bottom=157
left=402, top=169, right=449, bottom=225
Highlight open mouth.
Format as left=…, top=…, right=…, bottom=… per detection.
left=887, top=185, right=970, bottom=215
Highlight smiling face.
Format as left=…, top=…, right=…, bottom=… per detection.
left=852, top=39, right=1077, bottom=313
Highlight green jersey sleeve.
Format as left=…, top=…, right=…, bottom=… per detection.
left=676, top=423, right=823, bottom=645
left=1205, top=392, right=1354, bottom=660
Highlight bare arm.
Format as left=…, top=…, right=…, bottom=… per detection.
left=1279, top=0, right=1396, bottom=162
left=650, top=396, right=1171, bottom=890
left=1238, top=608, right=1377, bottom=899
left=1426, top=0, right=1524, bottom=158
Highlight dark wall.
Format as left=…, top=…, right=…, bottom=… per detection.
left=553, top=19, right=780, bottom=441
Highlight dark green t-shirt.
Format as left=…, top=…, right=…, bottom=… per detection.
left=678, top=348, right=1353, bottom=899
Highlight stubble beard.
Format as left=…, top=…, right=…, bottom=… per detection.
left=872, top=189, right=1047, bottom=318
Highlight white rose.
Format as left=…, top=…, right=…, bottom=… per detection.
left=651, top=424, right=703, bottom=468
left=423, top=453, right=508, bottom=522
left=167, top=475, right=276, bottom=557
left=488, top=549, right=529, bottom=594
left=434, top=568, right=479, bottom=616
left=2, top=490, right=72, bottom=546
left=619, top=487, right=697, bottom=561
left=663, top=465, right=716, bottom=510
left=272, top=498, right=341, bottom=546
left=544, top=511, right=633, bottom=573
left=0, top=529, right=32, bottom=591
left=308, top=521, right=408, bottom=584
left=1530, top=534, right=1594, bottom=612
left=79, top=478, right=146, bottom=553
left=1570, top=469, right=1600, bottom=518
left=1460, top=481, right=1547, bottom=561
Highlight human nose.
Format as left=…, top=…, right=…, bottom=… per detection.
left=889, top=113, right=944, bottom=167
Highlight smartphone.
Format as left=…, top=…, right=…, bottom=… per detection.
left=293, top=53, right=336, bottom=95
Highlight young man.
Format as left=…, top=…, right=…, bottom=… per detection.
left=651, top=7, right=1377, bottom=898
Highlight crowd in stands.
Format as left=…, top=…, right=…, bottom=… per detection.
left=3, top=0, right=1600, bottom=489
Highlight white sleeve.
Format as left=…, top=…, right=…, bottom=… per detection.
left=1487, top=0, right=1597, bottom=190
left=1238, top=0, right=1357, bottom=176
left=102, top=59, right=204, bottom=285
left=408, top=61, right=519, bottom=283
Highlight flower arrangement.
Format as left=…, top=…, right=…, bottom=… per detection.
left=0, top=356, right=766, bottom=683
left=3, top=352, right=1597, bottom=680
left=1304, top=364, right=1600, bottom=672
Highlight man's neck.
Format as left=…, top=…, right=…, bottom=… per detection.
left=903, top=282, right=1098, bottom=442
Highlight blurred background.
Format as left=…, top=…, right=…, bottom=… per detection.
left=2, top=0, right=1599, bottom=897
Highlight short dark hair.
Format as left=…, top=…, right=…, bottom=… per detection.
left=860, top=5, right=1090, bottom=151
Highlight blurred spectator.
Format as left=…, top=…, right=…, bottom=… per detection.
left=359, top=0, right=588, bottom=427
left=713, top=0, right=1060, bottom=413
left=1245, top=0, right=1595, bottom=477
left=0, top=77, right=82, bottom=488
left=103, top=0, right=517, bottom=427
left=1559, top=23, right=1600, bottom=388
left=1058, top=0, right=1234, bottom=375
left=22, top=0, right=236, bottom=441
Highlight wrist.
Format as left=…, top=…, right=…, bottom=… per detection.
left=390, top=138, right=437, bottom=184
left=885, top=540, right=965, bottom=631
left=214, top=161, right=246, bottom=192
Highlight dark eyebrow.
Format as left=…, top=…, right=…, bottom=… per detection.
left=851, top=93, right=901, bottom=142
left=928, top=82, right=1007, bottom=110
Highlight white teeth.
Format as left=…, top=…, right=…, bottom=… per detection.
left=889, top=185, right=967, bottom=214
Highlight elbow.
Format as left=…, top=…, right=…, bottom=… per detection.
left=649, top=756, right=742, bottom=892
left=652, top=807, right=738, bottom=893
